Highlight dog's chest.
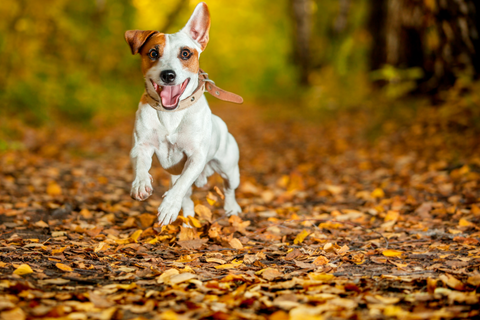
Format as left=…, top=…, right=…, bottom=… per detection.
left=152, top=113, right=190, bottom=174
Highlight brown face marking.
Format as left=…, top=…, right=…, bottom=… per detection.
left=178, top=47, right=199, bottom=73
left=140, top=93, right=149, bottom=104
left=139, top=33, right=166, bottom=75
left=125, top=30, right=158, bottom=55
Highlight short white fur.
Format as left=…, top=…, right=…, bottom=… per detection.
left=129, top=2, right=242, bottom=225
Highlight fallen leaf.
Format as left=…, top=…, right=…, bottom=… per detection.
left=312, top=256, right=329, bottom=266
left=56, top=263, right=73, bottom=272
left=169, top=272, right=197, bottom=285
left=294, top=230, right=310, bottom=244
left=157, top=269, right=179, bottom=284
left=371, top=188, right=385, bottom=198
left=459, top=218, right=474, bottom=227
left=382, top=250, right=403, bottom=257
left=229, top=238, right=244, bottom=250
left=13, top=264, right=34, bottom=275
left=261, top=268, right=283, bottom=281
left=129, top=229, right=143, bottom=242
left=194, top=204, right=212, bottom=222
left=47, top=181, right=62, bottom=196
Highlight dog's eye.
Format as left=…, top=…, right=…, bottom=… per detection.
left=180, top=48, right=192, bottom=60
left=148, top=49, right=159, bottom=60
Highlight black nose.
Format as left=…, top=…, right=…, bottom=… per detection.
left=160, top=70, right=176, bottom=84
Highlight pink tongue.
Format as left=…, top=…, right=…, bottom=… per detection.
left=160, top=84, right=183, bottom=107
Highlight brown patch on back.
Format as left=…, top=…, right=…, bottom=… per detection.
left=139, top=33, right=166, bottom=75
left=179, top=48, right=199, bottom=73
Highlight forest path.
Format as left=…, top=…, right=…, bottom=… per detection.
left=0, top=102, right=479, bottom=319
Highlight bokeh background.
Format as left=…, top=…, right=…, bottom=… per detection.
left=0, top=0, right=479, bottom=147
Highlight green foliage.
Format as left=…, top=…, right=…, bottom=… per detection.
left=0, top=0, right=138, bottom=127
left=371, top=65, right=424, bottom=99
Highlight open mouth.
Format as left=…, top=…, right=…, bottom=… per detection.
left=151, top=78, right=190, bottom=110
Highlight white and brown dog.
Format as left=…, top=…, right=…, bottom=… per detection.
left=125, top=2, right=242, bottom=225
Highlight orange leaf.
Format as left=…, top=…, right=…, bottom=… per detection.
left=371, top=188, right=385, bottom=198
left=459, top=218, right=474, bottom=227
left=56, top=263, right=73, bottom=272
left=47, top=182, right=62, bottom=196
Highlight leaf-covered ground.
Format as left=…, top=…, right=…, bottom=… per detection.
left=1, top=103, right=480, bottom=320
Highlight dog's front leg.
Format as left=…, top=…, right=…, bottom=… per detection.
left=130, top=144, right=155, bottom=201
left=158, top=152, right=206, bottom=225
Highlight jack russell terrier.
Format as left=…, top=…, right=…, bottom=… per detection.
left=125, top=2, right=243, bottom=225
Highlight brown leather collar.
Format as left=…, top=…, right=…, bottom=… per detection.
left=145, top=69, right=243, bottom=112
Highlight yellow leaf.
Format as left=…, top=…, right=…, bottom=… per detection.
left=308, top=273, right=334, bottom=282
left=13, top=264, right=34, bottom=275
left=371, top=188, right=385, bottom=198
left=215, top=259, right=242, bottom=269
left=207, top=192, right=218, bottom=205
left=459, top=218, right=474, bottom=227
left=187, top=216, right=202, bottom=228
left=115, top=238, right=131, bottom=245
left=382, top=250, right=403, bottom=257
left=56, top=263, right=73, bottom=272
left=147, top=237, right=159, bottom=245
left=47, top=182, right=62, bottom=196
left=384, top=210, right=399, bottom=222
left=294, top=230, right=310, bottom=244
left=116, top=283, right=137, bottom=290
left=129, top=229, right=143, bottom=243
left=52, top=246, right=67, bottom=255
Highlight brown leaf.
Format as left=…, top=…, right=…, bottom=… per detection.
left=177, top=239, right=207, bottom=250
left=261, top=268, right=283, bottom=281
left=194, top=204, right=212, bottom=222
left=285, top=249, right=302, bottom=261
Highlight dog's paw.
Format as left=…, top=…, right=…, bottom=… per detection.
left=224, top=201, right=242, bottom=216
left=130, top=175, right=153, bottom=201
left=157, top=194, right=182, bottom=225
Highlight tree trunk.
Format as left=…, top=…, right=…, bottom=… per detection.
left=369, top=0, right=480, bottom=93
left=290, top=0, right=313, bottom=86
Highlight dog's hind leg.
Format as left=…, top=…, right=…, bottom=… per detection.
left=222, top=163, right=241, bottom=216
left=212, top=133, right=241, bottom=216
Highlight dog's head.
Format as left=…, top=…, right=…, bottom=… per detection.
left=125, top=2, right=210, bottom=110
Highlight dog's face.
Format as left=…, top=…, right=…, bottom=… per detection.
left=125, top=3, right=210, bottom=110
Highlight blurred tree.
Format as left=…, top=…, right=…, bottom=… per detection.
left=369, top=0, right=480, bottom=94
left=290, top=0, right=314, bottom=86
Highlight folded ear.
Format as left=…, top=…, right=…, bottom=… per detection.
left=125, top=30, right=158, bottom=55
left=182, top=2, right=210, bottom=51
